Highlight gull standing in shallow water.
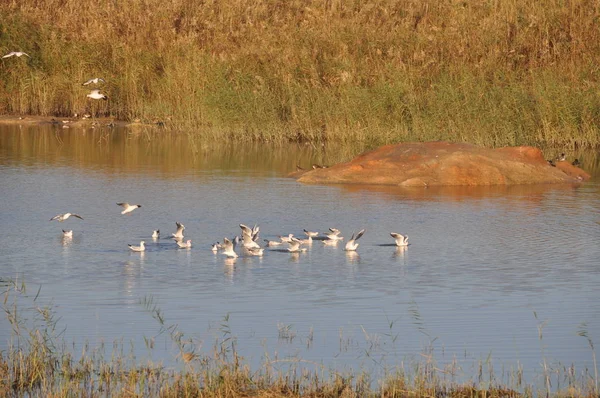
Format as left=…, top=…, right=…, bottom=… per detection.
left=117, top=202, right=142, bottom=215
left=50, top=213, right=83, bottom=222
left=62, top=230, right=73, bottom=238
left=152, top=230, right=160, bottom=239
left=87, top=89, right=108, bottom=100
left=344, top=229, right=366, bottom=251
left=128, top=241, right=145, bottom=252
left=390, top=233, right=409, bottom=247
left=221, top=237, right=238, bottom=258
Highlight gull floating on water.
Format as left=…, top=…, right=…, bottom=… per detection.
left=2, top=52, right=30, bottom=59
left=172, top=222, right=185, bottom=239
left=62, top=229, right=73, bottom=238
left=287, top=237, right=308, bottom=253
left=82, top=78, right=106, bottom=86
left=264, top=239, right=282, bottom=247
left=211, top=242, right=221, bottom=252
left=325, top=227, right=344, bottom=241
left=87, top=89, right=108, bottom=100
left=279, top=234, right=294, bottom=243
left=176, top=239, right=192, bottom=249
left=322, top=238, right=340, bottom=246
left=152, top=230, right=160, bottom=239
left=390, top=232, right=409, bottom=247
left=247, top=247, right=264, bottom=257
left=128, top=241, right=145, bottom=252
left=344, top=229, right=365, bottom=251
left=240, top=223, right=261, bottom=249
left=303, top=229, right=319, bottom=238
left=50, top=213, right=83, bottom=222
left=221, top=237, right=238, bottom=258
left=117, top=202, right=142, bottom=215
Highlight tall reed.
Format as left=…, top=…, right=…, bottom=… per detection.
left=1, top=0, right=599, bottom=148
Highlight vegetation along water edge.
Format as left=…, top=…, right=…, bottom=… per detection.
left=1, top=279, right=598, bottom=397
left=1, top=0, right=599, bottom=148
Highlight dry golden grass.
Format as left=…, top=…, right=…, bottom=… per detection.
left=0, top=0, right=599, bottom=147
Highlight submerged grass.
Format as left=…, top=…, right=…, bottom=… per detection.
left=1, top=0, right=599, bottom=148
left=2, top=278, right=599, bottom=397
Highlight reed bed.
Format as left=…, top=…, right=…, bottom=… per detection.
left=0, top=0, right=599, bottom=148
left=2, top=279, right=598, bottom=397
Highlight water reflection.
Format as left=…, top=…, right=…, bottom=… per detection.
left=1, top=125, right=600, bottom=386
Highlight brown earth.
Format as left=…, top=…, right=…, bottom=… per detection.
left=296, top=142, right=589, bottom=186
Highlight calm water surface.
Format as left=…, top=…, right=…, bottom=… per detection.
left=1, top=125, right=599, bottom=386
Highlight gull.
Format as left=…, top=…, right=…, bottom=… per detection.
left=221, top=237, right=238, bottom=258
left=2, top=52, right=30, bottom=59
left=264, top=239, right=282, bottom=247
left=152, top=230, right=160, bottom=239
left=172, top=222, right=185, bottom=239
left=87, top=89, right=108, bottom=100
left=50, top=213, right=83, bottom=222
left=344, top=229, right=365, bottom=251
left=303, top=229, right=319, bottom=238
left=247, top=247, right=264, bottom=257
left=322, top=238, right=339, bottom=246
left=117, top=202, right=142, bottom=215
left=279, top=234, right=294, bottom=243
left=82, top=78, right=105, bottom=86
left=177, top=239, right=192, bottom=249
left=390, top=233, right=409, bottom=247
left=240, top=224, right=261, bottom=249
left=62, top=230, right=73, bottom=238
left=325, top=227, right=344, bottom=241
left=128, top=241, right=145, bottom=252
left=288, top=237, right=308, bottom=253
left=211, top=243, right=221, bottom=252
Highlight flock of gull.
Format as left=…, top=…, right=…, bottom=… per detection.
left=50, top=203, right=410, bottom=259
left=3, top=50, right=109, bottom=102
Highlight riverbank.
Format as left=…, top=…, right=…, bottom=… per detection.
left=1, top=1, right=599, bottom=148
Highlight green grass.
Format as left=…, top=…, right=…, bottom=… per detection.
left=1, top=0, right=599, bottom=148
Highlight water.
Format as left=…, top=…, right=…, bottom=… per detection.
left=1, top=125, right=599, bottom=388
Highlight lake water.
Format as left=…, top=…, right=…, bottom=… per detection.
left=1, top=124, right=599, bottom=389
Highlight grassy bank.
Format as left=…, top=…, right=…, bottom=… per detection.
left=1, top=0, right=599, bottom=148
left=2, top=279, right=598, bottom=397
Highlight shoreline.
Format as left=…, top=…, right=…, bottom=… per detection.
left=0, top=114, right=159, bottom=129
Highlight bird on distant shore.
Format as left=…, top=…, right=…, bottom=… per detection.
left=50, top=213, right=83, bottom=222
left=345, top=229, right=365, bottom=251
left=572, top=159, right=581, bottom=167
left=556, top=153, right=566, bottom=162
left=117, top=203, right=141, bottom=215
left=82, top=78, right=105, bottom=86
left=87, top=89, right=108, bottom=100
left=2, top=51, right=30, bottom=59
left=390, top=232, right=409, bottom=247
left=128, top=241, right=145, bottom=252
